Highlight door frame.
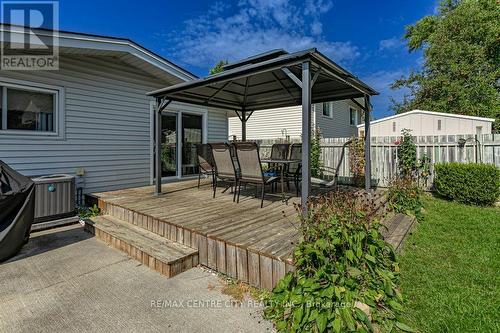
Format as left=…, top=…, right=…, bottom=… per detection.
left=150, top=102, right=208, bottom=183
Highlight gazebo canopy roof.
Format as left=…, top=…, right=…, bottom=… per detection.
left=147, top=48, right=378, bottom=112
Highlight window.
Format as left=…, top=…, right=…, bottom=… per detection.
left=392, top=121, right=396, bottom=132
left=476, top=126, right=482, bottom=136
left=350, top=108, right=358, bottom=126
left=437, top=119, right=442, bottom=131
left=0, top=82, right=58, bottom=133
left=322, top=102, right=333, bottom=117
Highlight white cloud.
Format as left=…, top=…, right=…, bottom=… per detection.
left=165, top=0, right=359, bottom=69
left=378, top=37, right=404, bottom=51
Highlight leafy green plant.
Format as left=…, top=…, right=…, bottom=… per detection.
left=77, top=204, right=101, bottom=219
left=264, top=191, right=410, bottom=332
left=387, top=177, right=424, bottom=221
left=388, top=129, right=426, bottom=221
left=209, top=60, right=228, bottom=75
left=417, top=154, right=431, bottom=186
left=396, top=129, right=417, bottom=178
left=434, top=162, right=500, bottom=206
left=311, top=129, right=322, bottom=178
left=348, top=137, right=365, bottom=187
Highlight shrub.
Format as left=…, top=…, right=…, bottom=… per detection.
left=396, top=129, right=417, bottom=178
left=348, top=137, right=365, bottom=187
left=434, top=162, right=500, bottom=206
left=387, top=177, right=424, bottom=221
left=311, top=129, right=323, bottom=178
left=263, top=192, right=410, bottom=332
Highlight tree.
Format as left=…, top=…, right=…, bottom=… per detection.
left=391, top=0, right=500, bottom=130
left=209, top=60, right=228, bottom=75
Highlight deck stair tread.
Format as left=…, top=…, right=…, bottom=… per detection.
left=381, top=213, right=416, bottom=251
left=86, top=215, right=197, bottom=264
left=90, top=179, right=416, bottom=288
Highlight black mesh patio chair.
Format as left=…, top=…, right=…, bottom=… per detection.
left=209, top=142, right=239, bottom=201
left=233, top=142, right=279, bottom=208
left=266, top=143, right=290, bottom=191
left=284, top=143, right=302, bottom=195
left=270, top=143, right=290, bottom=160
left=196, top=144, right=215, bottom=188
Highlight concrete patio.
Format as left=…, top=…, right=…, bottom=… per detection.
left=0, top=225, right=274, bottom=333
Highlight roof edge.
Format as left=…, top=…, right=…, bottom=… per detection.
left=357, top=109, right=496, bottom=127
left=0, top=23, right=197, bottom=81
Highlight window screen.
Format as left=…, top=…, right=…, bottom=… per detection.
left=7, top=88, right=55, bottom=132
left=323, top=102, right=332, bottom=117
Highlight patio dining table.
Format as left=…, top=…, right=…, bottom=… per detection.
left=261, top=158, right=301, bottom=202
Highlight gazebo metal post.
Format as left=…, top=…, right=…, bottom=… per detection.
left=363, top=94, right=371, bottom=192
left=154, top=98, right=171, bottom=195
left=241, top=109, right=246, bottom=141
left=301, top=61, right=311, bottom=215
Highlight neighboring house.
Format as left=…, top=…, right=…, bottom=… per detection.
left=0, top=25, right=228, bottom=193
left=228, top=99, right=363, bottom=140
left=358, top=109, right=494, bottom=137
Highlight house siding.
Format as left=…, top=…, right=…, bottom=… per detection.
left=228, top=105, right=303, bottom=140
left=208, top=108, right=229, bottom=141
left=315, top=100, right=359, bottom=138
left=0, top=55, right=226, bottom=193
left=228, top=100, right=358, bottom=140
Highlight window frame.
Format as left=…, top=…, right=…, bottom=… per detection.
left=322, top=102, right=333, bottom=118
left=349, top=107, right=359, bottom=126
left=0, top=78, right=65, bottom=138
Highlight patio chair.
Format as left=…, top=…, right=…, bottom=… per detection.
left=284, top=143, right=302, bottom=195
left=270, top=143, right=290, bottom=160
left=233, top=142, right=279, bottom=208
left=196, top=144, right=215, bottom=188
left=209, top=142, right=239, bottom=201
left=266, top=143, right=290, bottom=191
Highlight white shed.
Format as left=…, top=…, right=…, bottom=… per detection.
left=358, top=110, right=494, bottom=137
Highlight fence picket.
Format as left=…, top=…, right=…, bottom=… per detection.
left=257, top=134, right=500, bottom=189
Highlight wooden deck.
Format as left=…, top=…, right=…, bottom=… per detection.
left=91, top=179, right=306, bottom=289
left=89, top=179, right=408, bottom=289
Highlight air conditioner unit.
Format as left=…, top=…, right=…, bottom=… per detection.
left=32, top=174, right=76, bottom=223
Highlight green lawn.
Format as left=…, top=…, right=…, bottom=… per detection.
left=399, top=195, right=500, bottom=332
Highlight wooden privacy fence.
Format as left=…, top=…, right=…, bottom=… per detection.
left=257, top=134, right=500, bottom=189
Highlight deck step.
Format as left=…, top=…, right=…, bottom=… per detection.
left=85, top=215, right=198, bottom=278
left=381, top=213, right=416, bottom=251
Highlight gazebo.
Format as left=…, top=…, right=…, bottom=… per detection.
left=147, top=48, right=378, bottom=213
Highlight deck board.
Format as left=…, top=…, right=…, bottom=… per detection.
left=91, top=179, right=383, bottom=289
left=92, top=180, right=301, bottom=276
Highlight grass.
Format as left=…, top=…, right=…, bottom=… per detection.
left=399, top=195, right=500, bottom=332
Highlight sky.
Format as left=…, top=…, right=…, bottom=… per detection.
left=54, top=0, right=438, bottom=119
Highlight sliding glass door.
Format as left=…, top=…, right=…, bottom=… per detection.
left=182, top=113, right=203, bottom=176
left=160, top=114, right=177, bottom=177
left=156, top=110, right=205, bottom=180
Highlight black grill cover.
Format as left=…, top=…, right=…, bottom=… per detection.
left=0, top=161, right=35, bottom=262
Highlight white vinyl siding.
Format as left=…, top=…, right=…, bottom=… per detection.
left=228, top=100, right=358, bottom=139
left=364, top=112, right=492, bottom=136
left=0, top=55, right=226, bottom=193
left=207, top=108, right=229, bottom=141
left=228, top=105, right=303, bottom=140
left=315, top=101, right=359, bottom=138
left=365, top=111, right=493, bottom=136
